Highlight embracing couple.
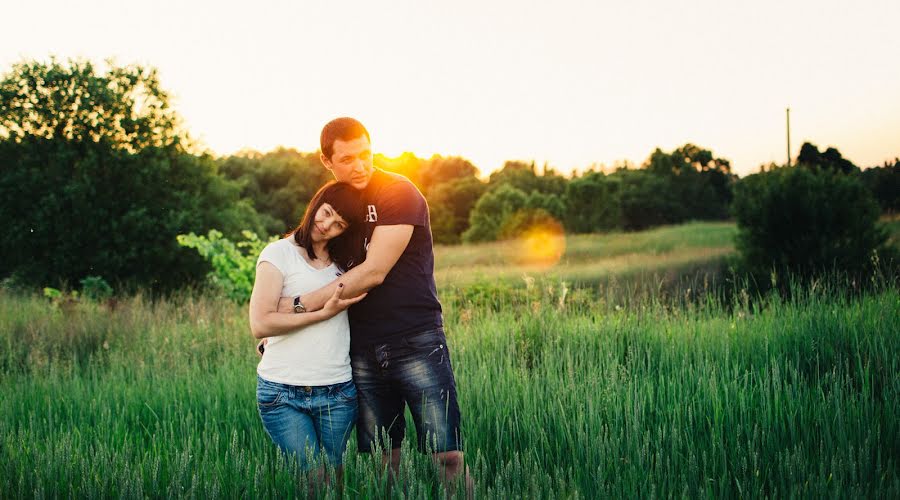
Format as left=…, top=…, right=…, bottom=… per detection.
left=248, top=117, right=470, bottom=490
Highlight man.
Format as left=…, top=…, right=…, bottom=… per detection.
left=274, top=117, right=469, bottom=487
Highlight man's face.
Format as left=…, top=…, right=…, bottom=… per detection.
left=322, top=135, right=374, bottom=190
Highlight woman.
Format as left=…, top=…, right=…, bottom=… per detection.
left=248, top=181, right=366, bottom=479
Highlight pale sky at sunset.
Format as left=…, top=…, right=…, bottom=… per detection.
left=3, top=0, right=899, bottom=176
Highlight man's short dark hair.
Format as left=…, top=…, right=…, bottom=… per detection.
left=320, top=117, right=370, bottom=160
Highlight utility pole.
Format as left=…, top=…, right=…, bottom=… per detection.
left=786, top=107, right=791, bottom=167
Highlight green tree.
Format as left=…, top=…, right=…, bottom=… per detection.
left=488, top=160, right=567, bottom=196
left=462, top=183, right=566, bottom=243
left=418, top=155, right=480, bottom=196
left=796, top=142, right=859, bottom=174
left=615, top=169, right=682, bottom=230
left=0, top=58, right=264, bottom=290
left=525, top=190, right=565, bottom=220
left=219, top=148, right=331, bottom=234
left=462, top=184, right=528, bottom=243
left=642, top=144, right=735, bottom=221
left=428, top=176, right=487, bottom=244
left=563, top=171, right=622, bottom=232
left=0, top=58, right=184, bottom=151
left=859, top=159, right=899, bottom=213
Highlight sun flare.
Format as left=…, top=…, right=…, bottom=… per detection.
left=514, top=220, right=566, bottom=269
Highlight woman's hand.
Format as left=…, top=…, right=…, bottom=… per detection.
left=256, top=338, right=267, bottom=357
left=321, top=283, right=367, bottom=319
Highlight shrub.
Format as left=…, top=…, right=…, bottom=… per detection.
left=177, top=230, right=278, bottom=302
left=462, top=184, right=529, bottom=242
left=79, top=276, right=113, bottom=301
left=732, top=166, right=886, bottom=278
left=463, top=184, right=566, bottom=243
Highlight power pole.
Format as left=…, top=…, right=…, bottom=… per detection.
left=786, top=107, right=791, bottom=167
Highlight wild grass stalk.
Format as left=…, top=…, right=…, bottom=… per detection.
left=0, top=267, right=897, bottom=497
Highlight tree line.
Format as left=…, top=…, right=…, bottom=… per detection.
left=1, top=59, right=896, bottom=291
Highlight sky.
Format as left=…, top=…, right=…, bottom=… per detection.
left=2, top=0, right=899, bottom=177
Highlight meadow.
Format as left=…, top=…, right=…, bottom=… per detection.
left=1, top=222, right=898, bottom=498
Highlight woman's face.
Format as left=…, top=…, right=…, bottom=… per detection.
left=311, top=202, right=350, bottom=243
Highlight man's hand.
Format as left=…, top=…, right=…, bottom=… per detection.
left=279, top=225, right=413, bottom=314
left=321, top=284, right=367, bottom=319
left=276, top=284, right=366, bottom=318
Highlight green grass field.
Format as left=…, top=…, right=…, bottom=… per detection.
left=434, top=222, right=736, bottom=287
left=1, top=222, right=898, bottom=498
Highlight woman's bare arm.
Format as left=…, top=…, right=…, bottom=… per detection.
left=248, top=262, right=365, bottom=339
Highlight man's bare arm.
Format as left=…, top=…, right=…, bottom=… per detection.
left=278, top=224, right=414, bottom=313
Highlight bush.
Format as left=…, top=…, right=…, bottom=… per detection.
left=732, top=166, right=887, bottom=278
left=463, top=184, right=566, bottom=243
left=177, top=230, right=278, bottom=302
left=79, top=276, right=113, bottom=301
left=462, top=184, right=529, bottom=242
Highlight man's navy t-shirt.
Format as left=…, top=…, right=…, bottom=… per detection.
left=348, top=169, right=443, bottom=353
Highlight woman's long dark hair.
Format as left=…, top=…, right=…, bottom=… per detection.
left=288, top=181, right=365, bottom=272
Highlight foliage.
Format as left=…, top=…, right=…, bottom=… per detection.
left=488, top=160, right=567, bottom=196
left=218, top=148, right=331, bottom=235
left=0, top=59, right=267, bottom=290
left=40, top=276, right=112, bottom=307
left=418, top=155, right=480, bottom=195
left=732, top=166, right=887, bottom=278
left=616, top=169, right=683, bottom=230
left=462, top=184, right=567, bottom=243
left=0, top=58, right=185, bottom=151
left=428, top=176, right=487, bottom=244
left=41, top=287, right=67, bottom=301
left=462, top=184, right=528, bottom=243
left=796, top=142, right=859, bottom=174
left=79, top=276, right=113, bottom=301
left=859, top=159, right=900, bottom=213
left=496, top=208, right=559, bottom=241
left=563, top=171, right=622, bottom=233
left=177, top=230, right=278, bottom=302
left=218, top=150, right=487, bottom=244
left=642, top=144, right=735, bottom=220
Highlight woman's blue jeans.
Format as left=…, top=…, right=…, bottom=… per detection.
left=257, top=376, right=358, bottom=470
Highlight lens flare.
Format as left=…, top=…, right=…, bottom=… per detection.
left=513, top=219, right=566, bottom=269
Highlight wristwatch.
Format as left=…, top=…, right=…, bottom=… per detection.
left=293, top=295, right=306, bottom=313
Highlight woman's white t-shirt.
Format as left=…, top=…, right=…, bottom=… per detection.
left=255, top=238, right=351, bottom=386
